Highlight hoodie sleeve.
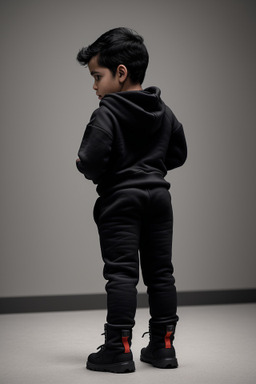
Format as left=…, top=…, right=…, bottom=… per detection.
left=76, top=109, right=113, bottom=183
left=165, top=108, right=187, bottom=171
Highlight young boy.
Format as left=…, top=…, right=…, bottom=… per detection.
left=76, top=27, right=187, bottom=373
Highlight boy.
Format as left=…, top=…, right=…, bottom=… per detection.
left=76, top=27, right=187, bottom=373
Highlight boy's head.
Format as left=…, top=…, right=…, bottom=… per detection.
left=77, top=27, right=149, bottom=98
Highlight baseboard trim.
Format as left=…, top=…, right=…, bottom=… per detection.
left=0, top=289, right=255, bottom=314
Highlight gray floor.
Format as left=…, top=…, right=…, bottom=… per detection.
left=0, top=304, right=255, bottom=384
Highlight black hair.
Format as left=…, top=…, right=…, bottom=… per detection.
left=77, top=27, right=149, bottom=84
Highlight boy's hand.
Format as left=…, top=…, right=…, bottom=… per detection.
left=76, top=157, right=85, bottom=174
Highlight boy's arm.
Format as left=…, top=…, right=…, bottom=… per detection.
left=165, top=109, right=187, bottom=170
left=76, top=111, right=113, bottom=183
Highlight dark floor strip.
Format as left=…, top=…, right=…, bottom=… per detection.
left=0, top=289, right=255, bottom=314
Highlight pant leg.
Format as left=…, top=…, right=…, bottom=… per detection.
left=94, top=188, right=147, bottom=326
left=140, top=188, right=179, bottom=324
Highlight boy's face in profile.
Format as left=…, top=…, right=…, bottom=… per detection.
left=88, top=55, right=123, bottom=100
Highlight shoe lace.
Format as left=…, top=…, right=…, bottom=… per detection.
left=97, top=344, right=105, bottom=350
left=96, top=332, right=106, bottom=350
left=142, top=323, right=151, bottom=340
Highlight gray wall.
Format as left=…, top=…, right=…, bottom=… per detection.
left=1, top=0, right=255, bottom=298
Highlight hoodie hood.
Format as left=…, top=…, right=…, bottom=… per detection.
left=100, top=86, right=165, bottom=134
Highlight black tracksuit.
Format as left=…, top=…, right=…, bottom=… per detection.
left=77, top=86, right=187, bottom=327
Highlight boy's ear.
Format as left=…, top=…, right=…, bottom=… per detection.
left=117, top=64, right=128, bottom=83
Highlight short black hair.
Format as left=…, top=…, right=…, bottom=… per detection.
left=77, top=27, right=149, bottom=84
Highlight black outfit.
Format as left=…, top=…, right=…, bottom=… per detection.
left=77, top=86, right=187, bottom=328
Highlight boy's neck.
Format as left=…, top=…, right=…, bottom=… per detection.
left=121, top=80, right=142, bottom=92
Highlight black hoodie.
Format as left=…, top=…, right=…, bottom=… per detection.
left=77, top=87, right=187, bottom=196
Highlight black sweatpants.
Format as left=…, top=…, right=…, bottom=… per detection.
left=93, top=187, right=178, bottom=327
